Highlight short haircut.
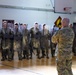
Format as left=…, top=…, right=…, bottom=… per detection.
left=63, top=18, right=70, bottom=24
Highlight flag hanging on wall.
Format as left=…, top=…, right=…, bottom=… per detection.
left=54, top=16, right=62, bottom=28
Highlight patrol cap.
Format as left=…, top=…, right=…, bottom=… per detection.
left=2, top=20, right=7, bottom=24
left=15, top=23, right=18, bottom=26
left=20, top=23, right=23, bottom=25
left=23, top=24, right=27, bottom=26
left=43, top=24, right=46, bottom=26
left=35, top=22, right=38, bottom=24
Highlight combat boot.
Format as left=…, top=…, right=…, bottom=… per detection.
left=37, top=56, right=41, bottom=59
left=46, top=56, right=49, bottom=59
left=22, top=55, right=26, bottom=59
left=1, top=57, right=5, bottom=61
left=41, top=55, right=44, bottom=58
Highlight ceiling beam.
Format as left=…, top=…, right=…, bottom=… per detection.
left=0, top=4, right=76, bottom=14
left=0, top=5, right=54, bottom=12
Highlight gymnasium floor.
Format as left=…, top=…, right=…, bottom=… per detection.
left=0, top=52, right=76, bottom=75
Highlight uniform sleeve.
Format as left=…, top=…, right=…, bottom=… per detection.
left=51, top=30, right=60, bottom=43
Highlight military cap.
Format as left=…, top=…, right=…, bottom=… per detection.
left=43, top=24, right=46, bottom=26
left=20, top=23, right=23, bottom=25
left=15, top=23, right=18, bottom=26
left=2, top=20, right=7, bottom=24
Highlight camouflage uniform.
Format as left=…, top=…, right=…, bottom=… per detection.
left=0, top=28, right=13, bottom=61
left=14, top=28, right=22, bottom=60
left=40, top=29, right=49, bottom=58
left=29, top=28, right=34, bottom=59
left=33, top=28, right=41, bottom=59
left=22, top=29, right=29, bottom=59
left=50, top=26, right=59, bottom=57
left=72, top=32, right=76, bottom=55
left=52, top=27, right=74, bottom=75
left=29, top=27, right=41, bottom=59
left=10, top=30, right=14, bottom=60
left=49, top=32, right=56, bottom=57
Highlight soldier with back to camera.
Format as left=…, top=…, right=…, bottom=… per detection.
left=52, top=18, right=75, bottom=75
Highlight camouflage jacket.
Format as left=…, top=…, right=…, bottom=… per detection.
left=0, top=28, right=13, bottom=49
left=51, top=27, right=75, bottom=52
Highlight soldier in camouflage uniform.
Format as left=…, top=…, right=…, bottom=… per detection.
left=50, top=25, right=59, bottom=57
left=33, top=28, right=41, bottom=59
left=29, top=23, right=41, bottom=59
left=52, top=18, right=75, bottom=75
left=33, top=23, right=41, bottom=59
left=22, top=24, right=29, bottom=59
left=14, top=23, right=23, bottom=60
left=10, top=27, right=14, bottom=60
left=0, top=21, right=13, bottom=61
left=29, top=27, right=34, bottom=59
left=40, top=24, right=49, bottom=59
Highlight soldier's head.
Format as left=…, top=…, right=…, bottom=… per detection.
left=69, top=24, right=73, bottom=28
left=34, top=22, right=38, bottom=29
left=14, top=23, right=18, bottom=29
left=61, top=18, right=70, bottom=28
left=2, top=21, right=8, bottom=28
left=43, top=24, right=46, bottom=30
left=23, top=24, right=27, bottom=29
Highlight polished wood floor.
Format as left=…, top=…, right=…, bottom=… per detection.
left=0, top=51, right=76, bottom=75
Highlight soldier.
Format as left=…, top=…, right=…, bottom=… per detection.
left=52, top=18, right=74, bottom=75
left=40, top=24, right=49, bottom=59
left=50, top=25, right=59, bottom=57
left=22, top=24, right=29, bottom=59
left=29, top=27, right=34, bottom=59
left=10, top=28, right=14, bottom=60
left=34, top=23, right=41, bottom=59
left=49, top=32, right=55, bottom=57
left=0, top=21, right=13, bottom=61
left=29, top=23, right=41, bottom=59
left=14, top=23, right=23, bottom=60
left=34, top=28, right=41, bottom=59
left=69, top=24, right=76, bottom=56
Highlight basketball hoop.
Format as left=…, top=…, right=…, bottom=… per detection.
left=63, top=7, right=72, bottom=13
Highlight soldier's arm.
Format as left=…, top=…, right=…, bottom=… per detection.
left=51, top=30, right=60, bottom=44
left=9, top=29, right=14, bottom=39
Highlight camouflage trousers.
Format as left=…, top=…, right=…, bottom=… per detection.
left=56, top=51, right=73, bottom=75
left=40, top=37, right=49, bottom=57
left=1, top=39, right=13, bottom=60
left=22, top=46, right=29, bottom=59
left=30, top=38, right=40, bottom=58
left=14, top=40, right=22, bottom=59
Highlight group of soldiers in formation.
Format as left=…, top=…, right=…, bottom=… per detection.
left=0, top=21, right=60, bottom=61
